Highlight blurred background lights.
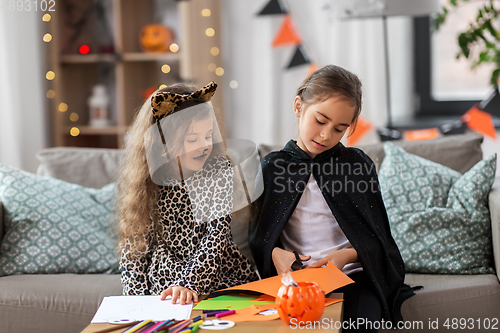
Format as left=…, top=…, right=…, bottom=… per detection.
left=169, top=43, right=179, bottom=53
left=70, top=127, right=80, bottom=136
left=159, top=84, right=168, bottom=89
left=46, top=90, right=56, bottom=99
left=59, top=103, right=68, bottom=112
left=69, top=113, right=79, bottom=122
left=79, top=45, right=90, bottom=55
left=42, top=14, right=51, bottom=22
left=210, top=47, right=219, bottom=56
left=43, top=33, right=52, bottom=42
left=215, top=67, right=224, bottom=76
left=201, top=9, right=211, bottom=17
left=161, top=64, right=171, bottom=73
left=229, top=80, right=238, bottom=89
left=208, top=63, right=216, bottom=72
left=205, top=28, right=215, bottom=37
left=46, top=71, right=55, bottom=80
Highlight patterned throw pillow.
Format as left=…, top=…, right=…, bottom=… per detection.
left=0, top=163, right=119, bottom=276
left=379, top=142, right=496, bottom=274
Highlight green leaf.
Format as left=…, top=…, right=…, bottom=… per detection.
left=458, top=33, right=471, bottom=58
left=490, top=68, right=500, bottom=85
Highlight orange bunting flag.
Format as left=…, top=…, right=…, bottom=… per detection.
left=272, top=15, right=301, bottom=47
left=462, top=106, right=497, bottom=140
left=347, top=116, right=372, bottom=146
left=403, top=128, right=440, bottom=141
left=307, top=63, right=318, bottom=77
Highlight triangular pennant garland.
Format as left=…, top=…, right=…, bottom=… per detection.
left=403, top=128, right=440, bottom=141
left=439, top=119, right=466, bottom=135
left=378, top=127, right=402, bottom=141
left=462, top=105, right=497, bottom=139
left=257, top=0, right=287, bottom=16
left=287, top=45, right=310, bottom=68
left=307, top=63, right=318, bottom=77
left=272, top=15, right=301, bottom=47
left=348, top=116, right=372, bottom=146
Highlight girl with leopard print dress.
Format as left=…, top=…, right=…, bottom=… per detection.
left=117, top=82, right=257, bottom=305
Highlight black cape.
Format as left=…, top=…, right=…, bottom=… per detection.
left=249, top=140, right=414, bottom=323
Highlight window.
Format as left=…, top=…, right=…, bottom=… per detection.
left=414, top=1, right=498, bottom=117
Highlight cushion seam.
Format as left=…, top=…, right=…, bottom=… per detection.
left=408, top=288, right=500, bottom=307
left=0, top=303, right=95, bottom=316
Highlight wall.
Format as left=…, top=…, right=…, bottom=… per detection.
left=0, top=9, right=47, bottom=173
left=221, top=0, right=414, bottom=148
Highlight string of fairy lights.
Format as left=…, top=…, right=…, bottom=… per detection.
left=44, top=2, right=234, bottom=141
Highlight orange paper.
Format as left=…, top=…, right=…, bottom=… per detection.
left=272, top=15, right=301, bottom=47
left=348, top=116, right=372, bottom=146
left=403, top=128, right=440, bottom=141
left=462, top=106, right=497, bottom=139
left=221, top=262, right=353, bottom=298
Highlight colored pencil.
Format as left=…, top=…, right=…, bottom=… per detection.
left=140, top=320, right=171, bottom=333
left=169, top=315, right=203, bottom=333
left=136, top=322, right=156, bottom=333
left=122, top=320, right=153, bottom=333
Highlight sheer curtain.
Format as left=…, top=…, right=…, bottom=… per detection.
left=0, top=9, right=47, bottom=173
left=221, top=0, right=414, bottom=147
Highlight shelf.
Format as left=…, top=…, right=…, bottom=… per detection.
left=63, top=126, right=127, bottom=135
left=60, top=54, right=117, bottom=64
left=122, top=52, right=181, bottom=62
left=49, top=0, right=221, bottom=149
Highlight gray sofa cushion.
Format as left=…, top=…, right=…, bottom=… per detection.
left=36, top=147, right=123, bottom=188
left=360, top=133, right=483, bottom=174
left=0, top=202, right=3, bottom=243
left=0, top=274, right=122, bottom=333
left=388, top=274, right=500, bottom=333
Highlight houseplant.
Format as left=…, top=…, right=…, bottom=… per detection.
left=435, top=0, right=500, bottom=84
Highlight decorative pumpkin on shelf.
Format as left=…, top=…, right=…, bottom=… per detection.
left=139, top=24, right=174, bottom=53
left=275, top=274, right=325, bottom=324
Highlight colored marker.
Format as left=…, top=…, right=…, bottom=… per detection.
left=215, top=310, right=236, bottom=318
left=205, top=311, right=225, bottom=317
left=202, top=309, right=228, bottom=314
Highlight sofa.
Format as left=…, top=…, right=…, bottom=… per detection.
left=0, top=133, right=498, bottom=333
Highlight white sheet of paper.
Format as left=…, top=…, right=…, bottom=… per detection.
left=91, top=295, right=193, bottom=323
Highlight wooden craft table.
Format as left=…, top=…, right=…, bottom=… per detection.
left=80, top=300, right=343, bottom=333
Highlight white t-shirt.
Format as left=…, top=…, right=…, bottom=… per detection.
left=280, top=175, right=363, bottom=275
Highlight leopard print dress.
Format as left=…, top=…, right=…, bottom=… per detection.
left=120, top=155, right=258, bottom=295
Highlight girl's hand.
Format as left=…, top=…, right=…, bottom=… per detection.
left=272, top=247, right=311, bottom=275
left=160, top=285, right=199, bottom=305
left=308, top=248, right=359, bottom=270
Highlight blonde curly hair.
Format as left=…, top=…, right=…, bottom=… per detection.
left=117, top=83, right=226, bottom=256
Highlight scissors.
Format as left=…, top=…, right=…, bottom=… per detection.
left=291, top=250, right=306, bottom=271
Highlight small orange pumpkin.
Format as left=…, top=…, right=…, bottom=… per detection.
left=275, top=281, right=325, bottom=324
left=139, top=24, right=174, bottom=53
